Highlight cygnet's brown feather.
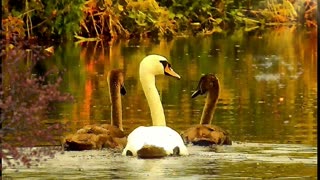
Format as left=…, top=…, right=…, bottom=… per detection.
left=62, top=69, right=127, bottom=151
left=181, top=74, right=232, bottom=146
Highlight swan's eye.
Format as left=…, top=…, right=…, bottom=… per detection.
left=159, top=60, right=170, bottom=69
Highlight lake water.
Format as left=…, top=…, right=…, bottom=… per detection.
left=2, top=27, right=317, bottom=179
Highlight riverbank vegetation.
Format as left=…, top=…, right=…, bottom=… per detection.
left=1, top=0, right=318, bottom=42
left=0, top=42, right=74, bottom=168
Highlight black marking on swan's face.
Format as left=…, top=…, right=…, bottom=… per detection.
left=191, top=73, right=219, bottom=98
left=159, top=60, right=181, bottom=79
left=160, top=60, right=171, bottom=76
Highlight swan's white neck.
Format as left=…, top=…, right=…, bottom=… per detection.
left=140, top=74, right=166, bottom=126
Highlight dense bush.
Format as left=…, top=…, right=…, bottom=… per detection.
left=1, top=0, right=318, bottom=44
left=2, top=0, right=85, bottom=41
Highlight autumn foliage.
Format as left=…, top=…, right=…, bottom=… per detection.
left=0, top=41, right=73, bottom=168
left=1, top=0, right=317, bottom=42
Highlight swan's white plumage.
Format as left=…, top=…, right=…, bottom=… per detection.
left=122, top=126, right=188, bottom=156
left=122, top=54, right=188, bottom=157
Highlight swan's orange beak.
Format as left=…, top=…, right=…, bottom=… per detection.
left=164, top=65, right=181, bottom=79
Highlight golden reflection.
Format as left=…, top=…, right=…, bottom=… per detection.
left=61, top=28, right=317, bottom=146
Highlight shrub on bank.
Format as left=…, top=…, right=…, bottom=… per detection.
left=1, top=0, right=317, bottom=42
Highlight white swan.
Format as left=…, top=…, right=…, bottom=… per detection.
left=122, top=55, right=189, bottom=158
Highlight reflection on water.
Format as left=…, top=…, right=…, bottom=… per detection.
left=3, top=142, right=317, bottom=179
left=3, top=27, right=317, bottom=178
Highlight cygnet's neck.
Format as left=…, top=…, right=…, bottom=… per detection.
left=110, top=83, right=123, bottom=131
left=140, top=74, right=166, bottom=126
left=200, top=89, right=219, bottom=125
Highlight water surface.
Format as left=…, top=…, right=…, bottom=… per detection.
left=3, top=27, right=317, bottom=179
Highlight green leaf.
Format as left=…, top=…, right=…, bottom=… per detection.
left=215, top=18, right=223, bottom=24
left=236, top=12, right=245, bottom=17
left=176, top=13, right=183, bottom=19
left=118, top=4, right=123, bottom=12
